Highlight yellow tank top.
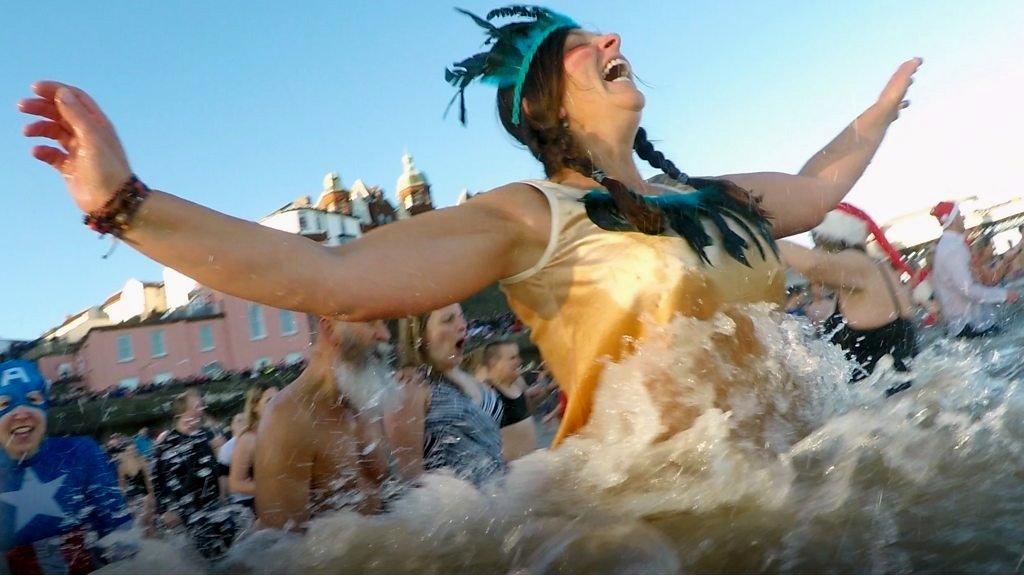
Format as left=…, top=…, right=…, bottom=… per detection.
left=500, top=179, right=786, bottom=445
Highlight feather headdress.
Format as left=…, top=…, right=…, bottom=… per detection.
left=445, top=5, right=578, bottom=125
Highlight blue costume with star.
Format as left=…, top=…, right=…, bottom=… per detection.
left=0, top=360, right=133, bottom=574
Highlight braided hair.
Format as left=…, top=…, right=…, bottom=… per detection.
left=632, top=127, right=768, bottom=220
left=497, top=29, right=768, bottom=233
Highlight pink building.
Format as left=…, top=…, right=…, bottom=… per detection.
left=36, top=289, right=313, bottom=393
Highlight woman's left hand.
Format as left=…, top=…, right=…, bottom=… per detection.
left=874, top=57, right=923, bottom=124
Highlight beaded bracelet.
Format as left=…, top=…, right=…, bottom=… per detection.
left=83, top=175, right=151, bottom=238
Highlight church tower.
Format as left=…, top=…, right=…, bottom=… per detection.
left=395, top=152, right=434, bottom=217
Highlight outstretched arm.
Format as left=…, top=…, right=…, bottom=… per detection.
left=720, top=58, right=922, bottom=238
left=778, top=241, right=872, bottom=291
left=20, top=82, right=548, bottom=320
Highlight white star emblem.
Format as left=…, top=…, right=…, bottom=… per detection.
left=0, top=468, right=67, bottom=533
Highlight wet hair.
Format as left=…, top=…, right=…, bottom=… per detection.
left=396, top=312, right=434, bottom=370
left=813, top=235, right=865, bottom=254
left=497, top=28, right=767, bottom=234
left=243, top=387, right=274, bottom=434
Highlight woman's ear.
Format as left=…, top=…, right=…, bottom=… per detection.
left=519, top=99, right=535, bottom=123
left=317, top=317, right=335, bottom=345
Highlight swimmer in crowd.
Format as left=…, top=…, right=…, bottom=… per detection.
left=256, top=318, right=419, bottom=530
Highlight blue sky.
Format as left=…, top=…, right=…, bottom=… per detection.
left=2, top=0, right=1022, bottom=339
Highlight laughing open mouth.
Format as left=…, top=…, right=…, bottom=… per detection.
left=603, top=57, right=632, bottom=83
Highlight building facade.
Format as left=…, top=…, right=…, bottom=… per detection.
left=34, top=287, right=313, bottom=392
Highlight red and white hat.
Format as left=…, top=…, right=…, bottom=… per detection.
left=811, top=205, right=870, bottom=247
left=930, top=201, right=960, bottom=228
left=812, top=203, right=918, bottom=279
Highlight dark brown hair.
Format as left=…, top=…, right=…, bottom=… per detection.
left=496, top=28, right=766, bottom=232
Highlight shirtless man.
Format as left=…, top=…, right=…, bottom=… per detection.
left=255, top=318, right=416, bottom=530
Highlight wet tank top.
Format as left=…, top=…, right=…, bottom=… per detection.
left=500, top=179, right=785, bottom=445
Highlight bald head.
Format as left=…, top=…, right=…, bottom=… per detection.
left=318, top=318, right=391, bottom=365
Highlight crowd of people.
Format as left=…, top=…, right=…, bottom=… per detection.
left=4, top=1, right=964, bottom=572
left=2, top=309, right=560, bottom=571
left=47, top=362, right=305, bottom=408
left=782, top=203, right=1023, bottom=395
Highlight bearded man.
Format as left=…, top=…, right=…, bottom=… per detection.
left=255, top=318, right=420, bottom=531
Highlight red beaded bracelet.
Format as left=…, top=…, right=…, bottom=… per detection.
left=83, top=175, right=151, bottom=237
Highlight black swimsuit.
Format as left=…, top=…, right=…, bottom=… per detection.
left=822, top=261, right=918, bottom=393
left=493, top=385, right=531, bottom=428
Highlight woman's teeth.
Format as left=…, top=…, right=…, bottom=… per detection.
left=602, top=58, right=631, bottom=82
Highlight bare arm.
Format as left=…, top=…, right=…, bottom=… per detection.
left=720, top=59, right=921, bottom=238
left=254, top=405, right=314, bottom=531
left=988, top=247, right=1023, bottom=284
left=778, top=241, right=872, bottom=291
left=19, top=82, right=548, bottom=321
left=228, top=432, right=257, bottom=496
left=142, top=465, right=155, bottom=498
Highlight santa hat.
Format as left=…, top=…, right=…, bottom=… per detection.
left=812, top=204, right=871, bottom=247
left=813, top=203, right=918, bottom=279
left=930, top=201, right=960, bottom=228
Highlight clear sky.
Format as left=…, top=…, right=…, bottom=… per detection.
left=2, top=0, right=1022, bottom=340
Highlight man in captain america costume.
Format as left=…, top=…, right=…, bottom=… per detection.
left=0, top=359, right=135, bottom=574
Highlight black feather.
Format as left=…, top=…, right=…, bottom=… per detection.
left=718, top=207, right=767, bottom=261
left=580, top=182, right=777, bottom=269
left=487, top=6, right=544, bottom=20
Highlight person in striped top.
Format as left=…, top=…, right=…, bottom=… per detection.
left=395, top=304, right=506, bottom=487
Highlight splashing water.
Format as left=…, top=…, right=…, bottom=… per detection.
left=102, top=303, right=1024, bottom=573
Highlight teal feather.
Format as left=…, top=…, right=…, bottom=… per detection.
left=581, top=190, right=634, bottom=231
left=446, top=5, right=578, bottom=125
left=580, top=185, right=778, bottom=268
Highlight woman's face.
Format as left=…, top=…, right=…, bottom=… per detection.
left=424, top=304, right=468, bottom=372
left=560, top=30, right=645, bottom=130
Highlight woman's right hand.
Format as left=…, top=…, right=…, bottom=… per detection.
left=19, top=81, right=132, bottom=215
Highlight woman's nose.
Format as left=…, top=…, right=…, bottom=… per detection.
left=600, top=33, right=620, bottom=51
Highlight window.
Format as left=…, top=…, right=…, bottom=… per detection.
left=253, top=357, right=272, bottom=370
left=202, top=362, right=224, bottom=378
left=248, top=304, right=267, bottom=340
left=57, top=363, right=72, bottom=379
left=285, top=352, right=303, bottom=365
left=118, top=377, right=139, bottom=390
left=279, top=310, right=297, bottom=336
left=199, top=325, right=215, bottom=351
left=298, top=213, right=309, bottom=231
left=150, top=330, right=167, bottom=358
left=153, top=372, right=173, bottom=385
left=116, top=335, right=134, bottom=363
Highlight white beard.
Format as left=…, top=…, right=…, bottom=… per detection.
left=332, top=358, right=401, bottom=417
